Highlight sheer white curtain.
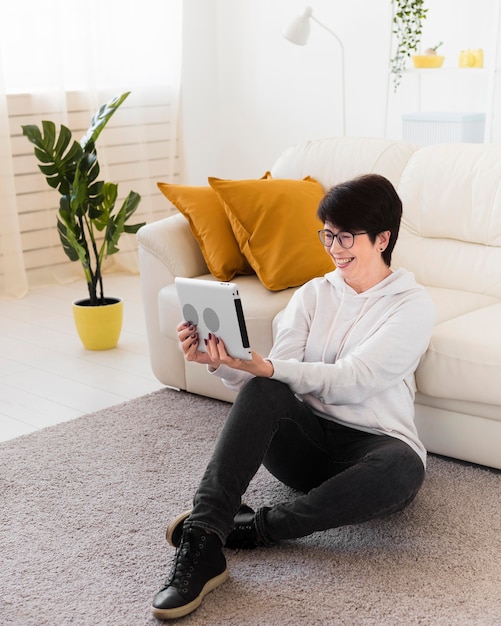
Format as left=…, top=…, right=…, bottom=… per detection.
left=0, top=0, right=182, bottom=298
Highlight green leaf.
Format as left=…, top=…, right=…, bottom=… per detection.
left=33, top=148, right=54, bottom=164
left=41, top=120, right=56, bottom=151
left=39, top=163, right=59, bottom=176
left=22, top=121, right=83, bottom=195
left=54, top=124, right=72, bottom=157
left=390, top=0, right=429, bottom=92
left=80, top=92, right=131, bottom=150
left=103, top=189, right=143, bottom=258
left=57, top=196, right=89, bottom=267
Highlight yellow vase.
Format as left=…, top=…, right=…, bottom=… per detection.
left=72, top=297, right=123, bottom=350
left=459, top=48, right=484, bottom=68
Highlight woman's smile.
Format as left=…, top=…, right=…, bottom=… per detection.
left=334, top=256, right=354, bottom=267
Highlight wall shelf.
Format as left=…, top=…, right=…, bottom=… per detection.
left=386, top=1, right=501, bottom=142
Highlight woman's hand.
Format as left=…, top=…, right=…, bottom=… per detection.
left=176, top=321, right=273, bottom=377
left=177, top=321, right=216, bottom=366
left=204, top=331, right=274, bottom=378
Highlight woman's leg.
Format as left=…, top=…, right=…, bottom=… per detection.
left=261, top=421, right=425, bottom=542
left=189, top=376, right=424, bottom=545
left=152, top=378, right=324, bottom=618
left=188, top=378, right=330, bottom=544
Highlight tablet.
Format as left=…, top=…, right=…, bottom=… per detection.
left=175, top=277, right=252, bottom=360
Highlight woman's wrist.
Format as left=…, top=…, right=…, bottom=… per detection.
left=263, top=358, right=274, bottom=378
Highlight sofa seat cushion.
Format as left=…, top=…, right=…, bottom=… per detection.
left=425, top=286, right=499, bottom=324
left=158, top=275, right=297, bottom=358
left=416, top=303, right=501, bottom=406
left=415, top=392, right=501, bottom=423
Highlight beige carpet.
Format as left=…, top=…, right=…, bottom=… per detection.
left=1, top=387, right=500, bottom=625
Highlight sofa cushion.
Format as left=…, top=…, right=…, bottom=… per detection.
left=209, top=175, right=333, bottom=291
left=157, top=182, right=253, bottom=282
left=425, top=286, right=499, bottom=324
left=395, top=143, right=501, bottom=299
left=416, top=303, right=501, bottom=406
left=271, top=137, right=418, bottom=190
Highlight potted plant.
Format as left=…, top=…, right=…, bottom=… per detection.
left=22, top=91, right=144, bottom=350
left=390, top=0, right=429, bottom=91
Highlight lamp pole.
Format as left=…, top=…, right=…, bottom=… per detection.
left=283, top=7, right=346, bottom=136
left=309, top=15, right=346, bottom=136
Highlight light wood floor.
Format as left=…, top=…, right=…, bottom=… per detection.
left=0, top=273, right=164, bottom=443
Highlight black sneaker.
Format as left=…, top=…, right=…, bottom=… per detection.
left=165, top=504, right=276, bottom=550
left=225, top=504, right=272, bottom=550
left=165, top=510, right=191, bottom=548
left=152, top=525, right=228, bottom=620
left=165, top=504, right=254, bottom=548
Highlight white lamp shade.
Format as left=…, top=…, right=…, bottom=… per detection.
left=282, top=7, right=313, bottom=45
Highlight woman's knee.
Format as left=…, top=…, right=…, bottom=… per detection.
left=229, top=378, right=293, bottom=431
left=365, top=439, right=425, bottom=504
left=237, top=377, right=294, bottom=408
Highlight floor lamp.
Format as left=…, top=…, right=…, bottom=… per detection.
left=283, top=6, right=346, bottom=136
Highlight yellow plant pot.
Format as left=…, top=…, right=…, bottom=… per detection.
left=412, top=55, right=445, bottom=68
left=72, top=297, right=123, bottom=350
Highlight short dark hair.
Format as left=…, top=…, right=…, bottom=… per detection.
left=317, top=174, right=402, bottom=266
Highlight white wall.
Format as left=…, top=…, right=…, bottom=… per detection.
left=180, top=0, right=501, bottom=184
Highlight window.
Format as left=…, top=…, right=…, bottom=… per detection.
left=0, top=0, right=182, bottom=297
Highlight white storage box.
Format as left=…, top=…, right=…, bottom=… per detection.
left=402, top=112, right=485, bottom=145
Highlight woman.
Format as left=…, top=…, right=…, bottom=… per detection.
left=151, top=174, right=435, bottom=620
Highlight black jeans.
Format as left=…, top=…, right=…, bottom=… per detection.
left=189, top=378, right=425, bottom=545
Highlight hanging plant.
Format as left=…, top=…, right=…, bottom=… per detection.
left=390, top=0, right=428, bottom=91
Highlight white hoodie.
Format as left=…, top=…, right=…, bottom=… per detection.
left=213, top=268, right=435, bottom=466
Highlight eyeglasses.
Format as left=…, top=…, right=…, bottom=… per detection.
left=318, top=229, right=372, bottom=249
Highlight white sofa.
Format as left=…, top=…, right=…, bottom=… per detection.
left=137, top=137, right=501, bottom=470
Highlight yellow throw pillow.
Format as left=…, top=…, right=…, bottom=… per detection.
left=157, top=182, right=253, bottom=281
left=209, top=175, right=334, bottom=291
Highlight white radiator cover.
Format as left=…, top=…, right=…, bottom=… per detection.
left=402, top=112, right=486, bottom=145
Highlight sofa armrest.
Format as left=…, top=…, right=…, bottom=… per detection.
left=137, top=213, right=208, bottom=389
left=137, top=212, right=208, bottom=280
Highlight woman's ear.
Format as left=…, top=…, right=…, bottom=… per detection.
left=377, top=230, right=391, bottom=251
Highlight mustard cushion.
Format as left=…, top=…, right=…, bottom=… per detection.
left=157, top=182, right=253, bottom=281
left=209, top=175, right=333, bottom=291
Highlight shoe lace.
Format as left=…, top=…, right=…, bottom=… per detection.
left=164, top=528, right=206, bottom=591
